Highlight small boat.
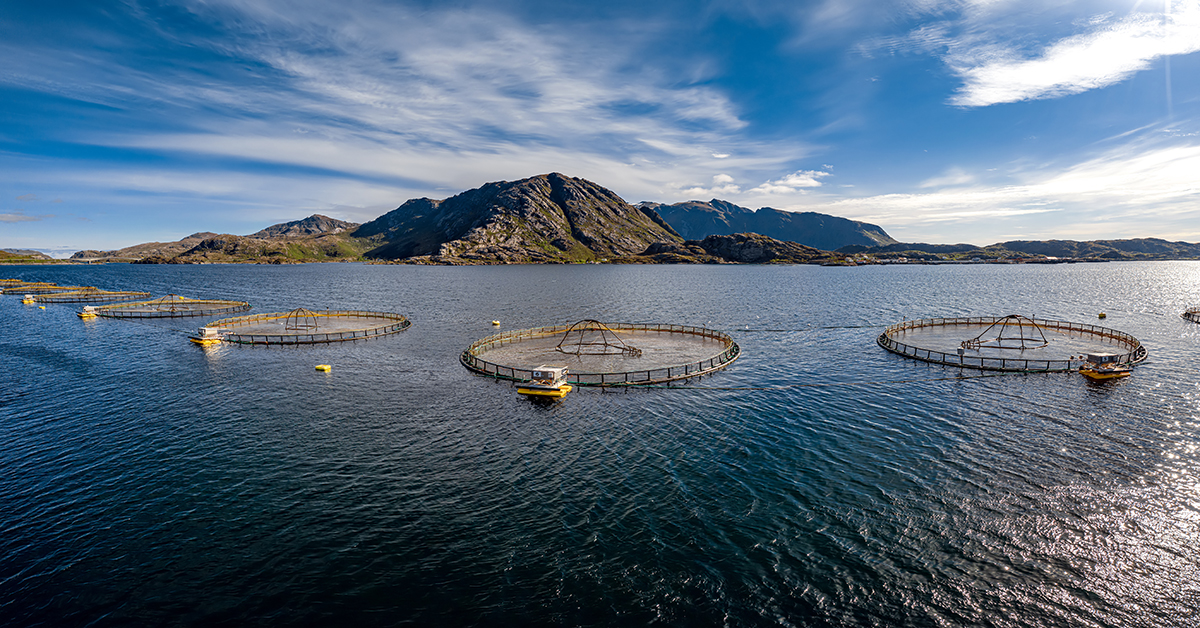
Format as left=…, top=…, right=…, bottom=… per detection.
left=188, top=326, right=223, bottom=346
left=1078, top=352, right=1131, bottom=380
left=517, top=366, right=572, bottom=398
left=78, top=306, right=98, bottom=319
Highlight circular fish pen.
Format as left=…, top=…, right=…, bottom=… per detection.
left=878, top=315, right=1147, bottom=372
left=462, top=321, right=740, bottom=387
left=91, top=294, right=251, bottom=318
left=4, top=284, right=92, bottom=295
left=34, top=289, right=152, bottom=304
left=1184, top=307, right=1200, bottom=324
left=200, top=309, right=411, bottom=345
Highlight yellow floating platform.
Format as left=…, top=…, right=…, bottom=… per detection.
left=517, top=384, right=572, bottom=398
left=1079, top=365, right=1130, bottom=380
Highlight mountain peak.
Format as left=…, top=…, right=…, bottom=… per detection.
left=250, top=214, right=359, bottom=239
left=355, top=173, right=681, bottom=262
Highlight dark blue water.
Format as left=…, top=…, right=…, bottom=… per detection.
left=2, top=262, right=1199, bottom=627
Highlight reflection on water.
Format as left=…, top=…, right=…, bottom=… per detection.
left=1, top=261, right=1199, bottom=627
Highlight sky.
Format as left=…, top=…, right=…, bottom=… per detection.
left=2, top=0, right=1199, bottom=254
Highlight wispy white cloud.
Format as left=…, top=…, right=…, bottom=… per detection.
left=1, top=211, right=50, bottom=223
left=950, top=2, right=1200, bottom=106
left=919, top=167, right=976, bottom=188
left=677, top=173, right=743, bottom=197
left=748, top=169, right=830, bottom=194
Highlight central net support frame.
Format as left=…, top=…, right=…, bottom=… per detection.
left=959, top=314, right=1049, bottom=351
left=555, top=319, right=643, bottom=357
left=284, top=308, right=320, bottom=331
left=878, top=316, right=1147, bottom=372
left=462, top=322, right=740, bottom=387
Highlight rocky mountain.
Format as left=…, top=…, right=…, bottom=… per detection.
left=356, top=173, right=681, bottom=263
left=644, top=199, right=896, bottom=250
left=249, top=214, right=358, bottom=238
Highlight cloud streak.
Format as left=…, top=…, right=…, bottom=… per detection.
left=947, top=1, right=1200, bottom=107
left=1, top=211, right=49, bottom=223
left=820, top=138, right=1200, bottom=242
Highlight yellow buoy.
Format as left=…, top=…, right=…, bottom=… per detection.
left=491, top=320, right=500, bottom=326
left=39, top=306, right=46, bottom=310
left=315, top=364, right=332, bottom=372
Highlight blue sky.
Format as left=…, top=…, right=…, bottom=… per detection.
left=2, top=0, right=1199, bottom=254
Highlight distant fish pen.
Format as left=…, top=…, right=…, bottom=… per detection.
left=90, top=294, right=251, bottom=318
left=1184, top=308, right=1200, bottom=324
left=462, top=321, right=740, bottom=387
left=878, top=315, right=1147, bottom=372
left=3, top=284, right=92, bottom=295
left=200, top=309, right=411, bottom=345
left=34, top=289, right=152, bottom=304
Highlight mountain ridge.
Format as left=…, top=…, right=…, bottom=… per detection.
left=47, top=173, right=1200, bottom=265
left=644, top=199, right=896, bottom=250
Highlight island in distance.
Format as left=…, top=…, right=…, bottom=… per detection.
left=70, top=173, right=1200, bottom=265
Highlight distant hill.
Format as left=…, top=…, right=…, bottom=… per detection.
left=628, top=233, right=826, bottom=264
left=644, top=199, right=897, bottom=250
left=72, top=232, right=219, bottom=261
left=83, top=216, right=376, bottom=264
left=1, top=249, right=53, bottom=260
left=355, top=172, right=682, bottom=263
left=843, top=238, right=1200, bottom=261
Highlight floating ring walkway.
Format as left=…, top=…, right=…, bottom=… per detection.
left=89, top=294, right=251, bottom=318
left=878, top=316, right=1147, bottom=372
left=462, top=322, right=740, bottom=387
left=34, top=289, right=151, bottom=304
left=4, top=284, right=93, bottom=295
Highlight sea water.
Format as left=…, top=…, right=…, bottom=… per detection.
left=2, top=261, right=1198, bottom=627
